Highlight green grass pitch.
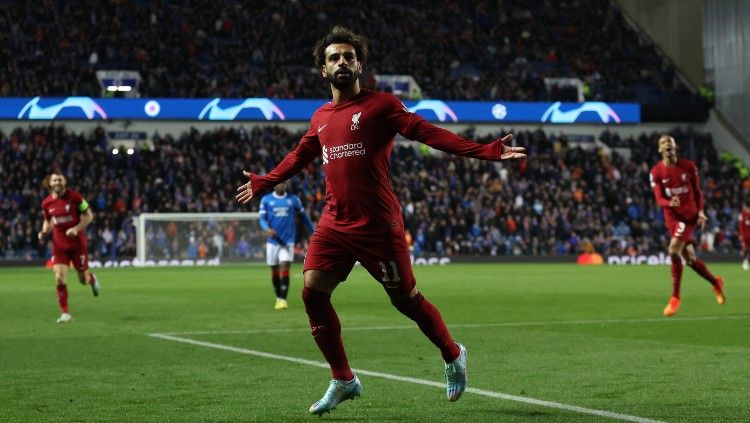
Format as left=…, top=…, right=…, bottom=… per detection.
left=1, top=263, right=748, bottom=422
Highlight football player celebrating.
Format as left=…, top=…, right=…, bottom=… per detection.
left=237, top=26, right=525, bottom=414
left=649, top=135, right=724, bottom=317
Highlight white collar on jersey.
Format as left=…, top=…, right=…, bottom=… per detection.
left=272, top=192, right=288, bottom=199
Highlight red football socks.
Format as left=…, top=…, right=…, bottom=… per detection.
left=392, top=293, right=460, bottom=362
left=670, top=256, right=683, bottom=298
left=302, top=287, right=354, bottom=381
left=56, top=284, right=69, bottom=313
left=690, top=259, right=719, bottom=286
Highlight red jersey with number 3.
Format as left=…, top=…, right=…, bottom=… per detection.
left=739, top=208, right=750, bottom=240
left=41, top=189, right=88, bottom=249
left=649, top=158, right=703, bottom=222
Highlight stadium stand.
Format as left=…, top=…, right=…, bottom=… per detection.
left=0, top=125, right=743, bottom=260
left=0, top=1, right=740, bottom=262
left=0, top=0, right=702, bottom=107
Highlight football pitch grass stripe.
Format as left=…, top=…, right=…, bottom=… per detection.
left=149, top=332, right=666, bottom=423
left=157, top=314, right=749, bottom=336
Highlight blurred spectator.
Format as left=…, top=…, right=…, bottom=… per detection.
left=0, top=1, right=701, bottom=105
left=1, top=124, right=744, bottom=260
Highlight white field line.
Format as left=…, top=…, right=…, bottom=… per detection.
left=149, top=332, right=666, bottom=423
left=157, top=314, right=749, bottom=336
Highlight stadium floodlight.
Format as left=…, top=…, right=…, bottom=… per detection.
left=134, top=212, right=266, bottom=266
left=97, top=70, right=141, bottom=98
left=106, top=85, right=133, bottom=92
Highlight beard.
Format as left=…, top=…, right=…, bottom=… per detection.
left=327, top=68, right=359, bottom=90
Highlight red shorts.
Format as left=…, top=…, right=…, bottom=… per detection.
left=742, top=236, right=750, bottom=249
left=664, top=215, right=697, bottom=242
left=52, top=240, right=89, bottom=272
left=303, top=224, right=415, bottom=295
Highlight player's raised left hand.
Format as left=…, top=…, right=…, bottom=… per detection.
left=496, top=134, right=526, bottom=160
left=236, top=170, right=255, bottom=204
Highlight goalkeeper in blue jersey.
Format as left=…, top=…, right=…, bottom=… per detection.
left=259, top=181, right=315, bottom=310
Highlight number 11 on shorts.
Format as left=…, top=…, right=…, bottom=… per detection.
left=379, top=260, right=401, bottom=283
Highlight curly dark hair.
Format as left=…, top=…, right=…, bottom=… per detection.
left=312, top=26, right=368, bottom=68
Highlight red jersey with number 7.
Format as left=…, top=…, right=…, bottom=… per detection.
left=649, top=158, right=703, bottom=222
left=41, top=189, right=89, bottom=249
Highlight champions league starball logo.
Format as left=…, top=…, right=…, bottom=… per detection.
left=17, top=97, right=108, bottom=119
left=198, top=98, right=286, bottom=120
left=541, top=101, right=621, bottom=123
left=6, top=97, right=637, bottom=123
left=408, top=100, right=458, bottom=122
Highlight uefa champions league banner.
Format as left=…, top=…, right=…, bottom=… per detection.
left=0, top=97, right=640, bottom=124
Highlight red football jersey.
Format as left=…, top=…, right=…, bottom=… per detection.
left=649, top=158, right=703, bottom=222
left=41, top=189, right=88, bottom=249
left=251, top=89, right=504, bottom=233
left=739, top=208, right=750, bottom=239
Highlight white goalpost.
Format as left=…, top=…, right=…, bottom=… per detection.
left=134, top=212, right=263, bottom=266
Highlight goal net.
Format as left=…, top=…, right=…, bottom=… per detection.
left=134, top=212, right=265, bottom=266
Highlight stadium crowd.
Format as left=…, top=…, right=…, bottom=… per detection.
left=0, top=124, right=744, bottom=261
left=0, top=0, right=698, bottom=106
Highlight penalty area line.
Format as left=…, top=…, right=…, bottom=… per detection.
left=148, top=332, right=665, bottom=423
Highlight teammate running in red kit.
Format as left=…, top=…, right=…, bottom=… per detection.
left=39, top=173, right=100, bottom=323
left=649, top=135, right=724, bottom=317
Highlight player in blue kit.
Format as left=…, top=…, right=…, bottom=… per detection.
left=259, top=181, right=315, bottom=309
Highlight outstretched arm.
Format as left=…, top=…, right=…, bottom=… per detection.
left=409, top=120, right=526, bottom=161
left=236, top=134, right=321, bottom=204
left=384, top=94, right=525, bottom=161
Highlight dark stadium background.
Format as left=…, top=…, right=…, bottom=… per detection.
left=1, top=0, right=748, bottom=266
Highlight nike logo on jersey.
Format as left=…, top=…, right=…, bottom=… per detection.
left=318, top=124, right=328, bottom=133
left=661, top=179, right=669, bottom=183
